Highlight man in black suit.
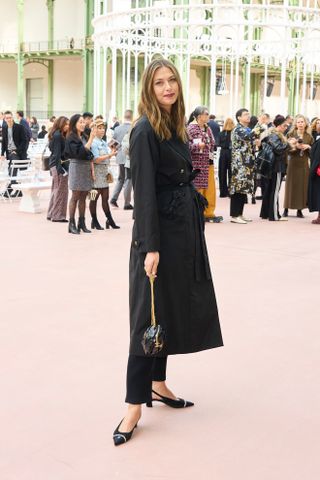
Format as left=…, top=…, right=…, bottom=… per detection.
left=16, top=110, right=32, bottom=143
left=1, top=111, right=28, bottom=196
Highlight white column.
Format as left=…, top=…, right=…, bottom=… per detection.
left=301, top=62, right=307, bottom=113
left=185, top=54, right=191, bottom=116
left=94, top=46, right=101, bottom=115
left=134, top=54, right=139, bottom=114
left=280, top=58, right=286, bottom=114
left=229, top=56, right=234, bottom=117
left=263, top=59, right=268, bottom=112
left=295, top=55, right=300, bottom=114
left=102, top=47, right=107, bottom=119
left=209, top=53, right=216, bottom=114
left=122, top=50, right=126, bottom=118
left=126, top=51, right=131, bottom=110
left=234, top=55, right=239, bottom=112
left=245, top=58, right=251, bottom=110
left=111, top=48, right=117, bottom=116
left=310, top=63, right=314, bottom=101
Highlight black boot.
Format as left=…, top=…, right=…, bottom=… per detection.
left=297, top=209, right=304, bottom=218
left=68, top=218, right=80, bottom=235
left=78, top=217, right=91, bottom=233
left=91, top=216, right=104, bottom=230
left=283, top=208, right=288, bottom=217
left=106, top=212, right=120, bottom=229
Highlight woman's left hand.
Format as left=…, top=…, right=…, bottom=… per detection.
left=301, top=144, right=311, bottom=151
left=144, top=252, right=160, bottom=277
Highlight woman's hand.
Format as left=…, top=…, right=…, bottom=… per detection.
left=144, top=252, right=160, bottom=277
left=89, top=126, right=97, bottom=140
left=199, top=142, right=205, bottom=150
left=301, top=144, right=311, bottom=151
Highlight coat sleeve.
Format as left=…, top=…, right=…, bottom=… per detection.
left=65, top=136, right=93, bottom=160
left=268, top=134, right=288, bottom=154
left=1, top=127, right=7, bottom=155
left=130, top=121, right=160, bottom=253
left=50, top=132, right=62, bottom=170
left=310, top=140, right=320, bottom=175
left=18, top=125, right=28, bottom=157
left=207, top=126, right=215, bottom=151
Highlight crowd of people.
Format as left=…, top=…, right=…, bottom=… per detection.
left=1, top=104, right=320, bottom=228
left=186, top=109, right=320, bottom=225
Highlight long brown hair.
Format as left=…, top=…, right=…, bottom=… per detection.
left=48, top=116, right=69, bottom=140
left=222, top=117, right=235, bottom=131
left=137, top=58, right=187, bottom=142
left=311, top=117, right=320, bottom=132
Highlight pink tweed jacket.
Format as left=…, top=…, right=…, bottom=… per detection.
left=187, top=122, right=215, bottom=189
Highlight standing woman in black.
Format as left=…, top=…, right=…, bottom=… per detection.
left=218, top=117, right=235, bottom=197
left=308, top=136, right=320, bottom=224
left=47, top=116, right=69, bottom=222
left=260, top=115, right=290, bottom=221
left=64, top=114, right=96, bottom=234
left=113, top=59, right=223, bottom=446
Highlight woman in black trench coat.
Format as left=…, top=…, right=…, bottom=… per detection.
left=113, top=59, right=223, bottom=446
left=308, top=138, right=320, bottom=224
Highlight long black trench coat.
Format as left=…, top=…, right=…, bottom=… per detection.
left=129, top=116, right=223, bottom=357
left=308, top=139, right=320, bottom=212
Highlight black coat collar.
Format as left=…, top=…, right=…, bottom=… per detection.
left=166, top=136, right=192, bottom=166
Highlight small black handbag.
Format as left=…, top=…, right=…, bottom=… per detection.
left=141, top=275, right=165, bottom=356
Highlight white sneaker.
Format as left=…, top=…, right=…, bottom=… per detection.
left=278, top=217, right=288, bottom=221
left=240, top=215, right=252, bottom=222
left=231, top=216, right=247, bottom=224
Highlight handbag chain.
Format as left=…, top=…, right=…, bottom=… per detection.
left=149, top=275, right=156, bottom=327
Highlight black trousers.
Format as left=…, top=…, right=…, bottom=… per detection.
left=218, top=149, right=231, bottom=197
left=230, top=193, right=247, bottom=217
left=125, top=355, right=167, bottom=404
left=260, top=172, right=283, bottom=221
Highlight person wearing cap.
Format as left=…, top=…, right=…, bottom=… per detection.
left=89, top=120, right=120, bottom=230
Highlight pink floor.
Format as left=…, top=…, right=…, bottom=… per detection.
left=1, top=190, right=319, bottom=480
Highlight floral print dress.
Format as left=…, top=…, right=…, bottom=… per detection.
left=229, top=123, right=261, bottom=195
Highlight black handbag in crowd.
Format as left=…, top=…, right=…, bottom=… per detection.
left=257, top=142, right=275, bottom=178
left=141, top=275, right=165, bottom=356
left=41, top=145, right=50, bottom=171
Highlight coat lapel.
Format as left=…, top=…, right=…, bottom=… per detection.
left=167, top=138, right=192, bottom=166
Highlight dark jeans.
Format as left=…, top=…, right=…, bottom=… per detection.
left=230, top=193, right=247, bottom=217
left=125, top=355, right=167, bottom=404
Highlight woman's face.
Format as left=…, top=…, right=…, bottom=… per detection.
left=296, top=117, right=306, bottom=130
left=197, top=110, right=209, bottom=125
left=63, top=121, right=69, bottom=133
left=316, top=119, right=320, bottom=132
left=153, top=66, right=179, bottom=113
left=76, top=117, right=85, bottom=133
left=96, top=125, right=105, bottom=138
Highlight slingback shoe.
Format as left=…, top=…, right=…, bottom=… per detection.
left=146, top=389, right=194, bottom=408
left=113, top=419, right=137, bottom=446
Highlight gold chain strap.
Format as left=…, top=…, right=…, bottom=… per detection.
left=149, top=275, right=156, bottom=327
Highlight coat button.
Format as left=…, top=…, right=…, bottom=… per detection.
left=134, top=240, right=138, bottom=246
left=180, top=169, right=184, bottom=173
